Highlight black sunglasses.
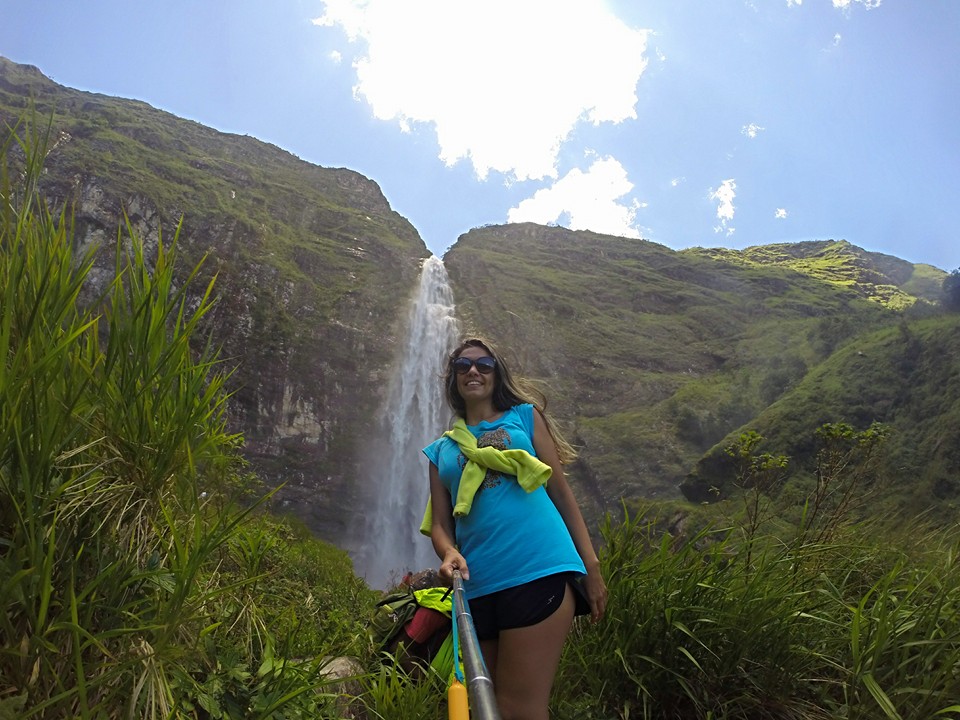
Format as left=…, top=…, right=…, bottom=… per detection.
left=452, top=356, right=497, bottom=375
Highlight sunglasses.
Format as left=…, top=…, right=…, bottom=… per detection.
left=452, top=356, right=497, bottom=375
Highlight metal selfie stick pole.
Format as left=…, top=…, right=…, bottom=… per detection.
left=451, top=570, right=500, bottom=720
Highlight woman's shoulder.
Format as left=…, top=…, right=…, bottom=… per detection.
left=423, top=433, right=456, bottom=460
left=503, top=402, right=533, bottom=419
left=506, top=403, right=535, bottom=434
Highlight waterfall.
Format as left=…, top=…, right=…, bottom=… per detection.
left=351, top=256, right=459, bottom=589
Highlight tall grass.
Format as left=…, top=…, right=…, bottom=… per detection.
left=553, top=509, right=960, bottom=720
left=0, top=117, right=366, bottom=718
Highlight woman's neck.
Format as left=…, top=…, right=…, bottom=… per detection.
left=464, top=400, right=501, bottom=426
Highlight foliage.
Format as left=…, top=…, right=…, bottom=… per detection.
left=943, top=269, right=960, bottom=311
left=725, top=431, right=789, bottom=553
left=798, top=422, right=890, bottom=545
left=0, top=117, right=367, bottom=718
left=358, top=661, right=446, bottom=720
left=552, top=507, right=960, bottom=720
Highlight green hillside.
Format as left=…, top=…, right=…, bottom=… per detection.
left=445, top=223, right=954, bottom=525
left=688, top=239, right=945, bottom=309
left=684, top=314, right=960, bottom=522
left=2, top=54, right=954, bottom=540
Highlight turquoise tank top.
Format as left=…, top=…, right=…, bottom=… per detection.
left=423, top=403, right=585, bottom=600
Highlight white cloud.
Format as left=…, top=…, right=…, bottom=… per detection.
left=832, top=0, right=882, bottom=9
left=709, top=178, right=736, bottom=235
left=821, top=32, right=842, bottom=53
left=775, top=208, right=788, bottom=219
left=787, top=0, right=802, bottom=7
left=507, top=157, right=642, bottom=238
left=329, top=50, right=342, bottom=64
left=671, top=177, right=686, bottom=187
left=313, top=0, right=649, bottom=181
left=742, top=123, right=765, bottom=139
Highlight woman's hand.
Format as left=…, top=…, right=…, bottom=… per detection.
left=439, top=547, right=470, bottom=582
left=583, top=566, right=608, bottom=622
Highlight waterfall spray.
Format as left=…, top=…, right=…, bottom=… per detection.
left=353, top=256, right=459, bottom=588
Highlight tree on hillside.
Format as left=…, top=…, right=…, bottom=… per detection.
left=943, top=268, right=960, bottom=311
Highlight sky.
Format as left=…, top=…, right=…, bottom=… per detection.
left=2, top=0, right=958, bottom=272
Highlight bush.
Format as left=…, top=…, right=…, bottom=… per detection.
left=943, top=269, right=960, bottom=311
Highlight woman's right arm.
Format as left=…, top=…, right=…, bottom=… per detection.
left=429, top=462, right=469, bottom=580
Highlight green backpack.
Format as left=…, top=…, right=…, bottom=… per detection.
left=369, top=586, right=455, bottom=680
left=370, top=588, right=421, bottom=652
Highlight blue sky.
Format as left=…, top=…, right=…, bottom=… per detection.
left=3, top=0, right=958, bottom=271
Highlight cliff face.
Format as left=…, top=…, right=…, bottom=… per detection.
left=0, top=57, right=429, bottom=543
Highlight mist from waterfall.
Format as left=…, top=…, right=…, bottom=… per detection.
left=352, top=256, right=459, bottom=589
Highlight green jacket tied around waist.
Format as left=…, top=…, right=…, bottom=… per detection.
left=419, top=418, right=553, bottom=536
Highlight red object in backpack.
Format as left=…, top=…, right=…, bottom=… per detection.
left=404, top=606, right=448, bottom=643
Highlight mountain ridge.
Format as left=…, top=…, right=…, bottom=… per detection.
left=685, top=239, right=944, bottom=309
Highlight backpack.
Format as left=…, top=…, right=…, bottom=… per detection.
left=370, top=580, right=453, bottom=679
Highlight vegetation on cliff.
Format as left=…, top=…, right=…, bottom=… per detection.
left=3, top=57, right=955, bottom=554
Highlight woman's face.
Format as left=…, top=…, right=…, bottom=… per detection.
left=453, top=345, right=497, bottom=405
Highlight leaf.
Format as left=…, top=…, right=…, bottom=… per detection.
left=862, top=673, right=903, bottom=720
left=197, top=691, right=222, bottom=719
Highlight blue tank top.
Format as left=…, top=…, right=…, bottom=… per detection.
left=423, top=404, right=585, bottom=599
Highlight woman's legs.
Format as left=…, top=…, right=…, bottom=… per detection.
left=490, top=584, right=575, bottom=720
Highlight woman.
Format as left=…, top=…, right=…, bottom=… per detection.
left=423, top=336, right=607, bottom=720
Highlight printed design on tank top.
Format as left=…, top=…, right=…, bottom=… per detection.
left=457, top=427, right=510, bottom=493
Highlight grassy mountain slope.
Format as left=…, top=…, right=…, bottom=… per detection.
left=684, top=313, right=960, bottom=522
left=444, top=223, right=953, bottom=525
left=688, top=239, right=945, bottom=309
left=0, top=56, right=430, bottom=542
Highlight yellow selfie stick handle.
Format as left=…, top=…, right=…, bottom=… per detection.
left=448, top=569, right=470, bottom=719
left=448, top=677, right=469, bottom=719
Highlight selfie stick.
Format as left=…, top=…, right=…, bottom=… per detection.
left=451, top=569, right=500, bottom=720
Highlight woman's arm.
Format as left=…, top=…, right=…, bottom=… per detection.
left=429, top=462, right=470, bottom=581
left=532, top=408, right=607, bottom=621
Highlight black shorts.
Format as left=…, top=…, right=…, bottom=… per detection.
left=468, top=572, right=590, bottom=641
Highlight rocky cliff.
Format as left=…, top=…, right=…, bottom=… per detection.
left=0, top=57, right=429, bottom=544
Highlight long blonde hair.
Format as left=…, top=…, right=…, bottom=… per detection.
left=443, top=336, right=578, bottom=465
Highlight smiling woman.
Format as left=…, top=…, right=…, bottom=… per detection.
left=423, top=336, right=607, bottom=719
